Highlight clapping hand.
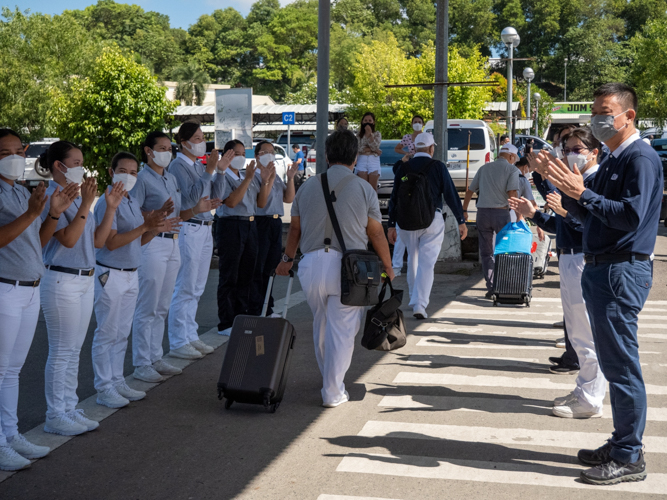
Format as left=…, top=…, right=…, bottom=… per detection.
left=194, top=196, right=223, bottom=214
left=545, top=192, right=568, bottom=217
left=27, top=183, right=47, bottom=218
left=49, top=182, right=79, bottom=216
left=142, top=210, right=167, bottom=232
left=160, top=197, right=175, bottom=217
left=286, top=161, right=300, bottom=180
left=105, top=183, right=127, bottom=211
left=508, top=196, right=537, bottom=219
left=260, top=162, right=276, bottom=184
left=217, top=149, right=235, bottom=172
left=157, top=217, right=182, bottom=234
left=546, top=156, right=586, bottom=200
left=246, top=160, right=257, bottom=178
left=80, top=177, right=97, bottom=208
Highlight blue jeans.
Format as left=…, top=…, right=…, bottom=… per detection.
left=581, top=260, right=653, bottom=463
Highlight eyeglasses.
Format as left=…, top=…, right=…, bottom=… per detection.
left=257, top=150, right=275, bottom=156
left=563, top=147, right=590, bottom=155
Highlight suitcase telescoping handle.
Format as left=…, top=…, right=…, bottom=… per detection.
left=261, top=270, right=295, bottom=319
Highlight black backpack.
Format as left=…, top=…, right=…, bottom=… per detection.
left=395, top=159, right=437, bottom=231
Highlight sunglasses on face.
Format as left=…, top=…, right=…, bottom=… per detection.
left=563, top=147, right=590, bottom=155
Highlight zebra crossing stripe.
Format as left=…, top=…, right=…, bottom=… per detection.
left=424, top=327, right=667, bottom=340
left=336, top=453, right=667, bottom=494
left=318, top=496, right=403, bottom=500
left=392, top=372, right=667, bottom=395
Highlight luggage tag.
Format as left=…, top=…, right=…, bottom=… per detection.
left=98, top=271, right=110, bottom=287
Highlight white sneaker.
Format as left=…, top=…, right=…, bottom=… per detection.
left=555, top=337, right=566, bottom=348
left=169, top=343, right=204, bottom=359
left=44, top=413, right=88, bottom=436
left=413, top=308, right=428, bottom=320
left=8, top=434, right=50, bottom=459
left=0, top=445, right=31, bottom=471
left=152, top=359, right=182, bottom=376
left=322, top=391, right=350, bottom=408
left=67, top=409, right=99, bottom=431
left=393, top=268, right=402, bottom=277
left=218, top=327, right=232, bottom=336
left=134, top=365, right=165, bottom=383
left=96, top=388, right=130, bottom=409
left=553, top=391, right=576, bottom=406
left=190, top=339, right=214, bottom=355
left=553, top=399, right=603, bottom=419
left=269, top=313, right=282, bottom=318
left=115, top=382, right=146, bottom=402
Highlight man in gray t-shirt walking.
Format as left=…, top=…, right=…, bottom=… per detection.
left=462, top=144, right=521, bottom=297
left=277, top=130, right=394, bottom=408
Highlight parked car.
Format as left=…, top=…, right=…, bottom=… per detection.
left=276, top=131, right=316, bottom=160
left=514, top=134, right=553, bottom=155
left=20, top=139, right=59, bottom=187
left=652, top=139, right=667, bottom=190
left=424, top=119, right=497, bottom=190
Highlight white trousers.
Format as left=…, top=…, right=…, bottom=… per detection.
left=133, top=237, right=181, bottom=367
left=42, top=271, right=94, bottom=419
left=0, top=283, right=39, bottom=445
left=168, top=223, right=213, bottom=349
left=392, top=226, right=406, bottom=270
left=92, top=267, right=138, bottom=393
left=299, top=249, right=365, bottom=404
left=559, top=253, right=607, bottom=411
left=400, top=213, right=445, bottom=311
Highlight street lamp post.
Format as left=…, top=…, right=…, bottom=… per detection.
left=533, top=92, right=541, bottom=137
left=564, top=57, right=568, bottom=102
left=501, top=27, right=520, bottom=140
left=523, top=67, right=534, bottom=134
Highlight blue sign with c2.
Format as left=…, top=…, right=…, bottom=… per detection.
left=282, top=112, right=295, bottom=125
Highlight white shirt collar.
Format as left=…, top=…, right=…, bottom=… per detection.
left=610, top=132, right=640, bottom=158
left=582, top=163, right=599, bottom=181
left=176, top=152, right=194, bottom=166
left=414, top=152, right=432, bottom=158
left=227, top=169, right=241, bottom=181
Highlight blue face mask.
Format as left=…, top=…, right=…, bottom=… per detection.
left=590, top=110, right=629, bottom=143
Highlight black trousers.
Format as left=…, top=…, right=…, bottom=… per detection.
left=252, top=216, right=283, bottom=316
left=216, top=218, right=259, bottom=331
left=561, top=320, right=580, bottom=368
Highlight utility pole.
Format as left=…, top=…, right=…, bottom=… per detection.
left=433, top=0, right=449, bottom=163
left=315, top=0, right=330, bottom=174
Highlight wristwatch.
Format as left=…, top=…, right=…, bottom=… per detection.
left=281, top=253, right=294, bottom=263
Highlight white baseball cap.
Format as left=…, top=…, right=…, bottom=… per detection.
left=414, top=133, right=436, bottom=148
left=499, top=143, right=518, bottom=155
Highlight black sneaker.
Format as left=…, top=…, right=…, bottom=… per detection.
left=548, top=356, right=563, bottom=366
left=580, top=453, right=647, bottom=486
left=549, top=362, right=579, bottom=375
left=484, top=291, right=494, bottom=299
left=578, top=439, right=612, bottom=466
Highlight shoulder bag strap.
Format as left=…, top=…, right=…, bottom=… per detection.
left=321, top=172, right=348, bottom=253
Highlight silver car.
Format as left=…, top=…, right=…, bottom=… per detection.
left=20, top=139, right=58, bottom=187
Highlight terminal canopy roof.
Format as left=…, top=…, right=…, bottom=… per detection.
left=172, top=104, right=348, bottom=125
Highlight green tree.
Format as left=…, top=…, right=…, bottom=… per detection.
left=630, top=17, right=667, bottom=127
left=172, top=62, right=211, bottom=106
left=49, top=46, right=175, bottom=187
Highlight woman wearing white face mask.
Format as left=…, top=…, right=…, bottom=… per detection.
left=38, top=141, right=125, bottom=437
left=215, top=140, right=275, bottom=335
left=394, top=115, right=425, bottom=158
left=130, top=131, right=191, bottom=383
left=0, top=129, right=78, bottom=471
left=92, top=152, right=173, bottom=409
left=167, top=122, right=231, bottom=360
left=357, top=112, right=382, bottom=191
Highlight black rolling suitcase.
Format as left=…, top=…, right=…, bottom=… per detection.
left=491, top=253, right=533, bottom=307
left=217, top=272, right=296, bottom=413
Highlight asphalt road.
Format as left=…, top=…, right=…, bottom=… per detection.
left=2, top=228, right=667, bottom=499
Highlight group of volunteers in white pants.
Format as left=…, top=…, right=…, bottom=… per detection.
left=0, top=123, right=230, bottom=472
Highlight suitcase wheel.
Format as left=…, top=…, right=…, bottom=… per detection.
left=224, top=398, right=233, bottom=410
left=269, top=402, right=280, bottom=413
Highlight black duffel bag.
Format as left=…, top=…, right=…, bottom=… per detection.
left=321, top=172, right=381, bottom=306
left=362, top=280, right=407, bottom=351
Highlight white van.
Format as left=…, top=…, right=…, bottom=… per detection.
left=424, top=119, right=497, bottom=190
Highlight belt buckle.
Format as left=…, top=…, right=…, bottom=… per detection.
left=32, top=280, right=39, bottom=287
left=273, top=214, right=279, bottom=219
left=173, top=233, right=178, bottom=240
left=249, top=216, right=255, bottom=222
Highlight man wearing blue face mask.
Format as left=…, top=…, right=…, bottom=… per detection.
left=547, top=83, right=663, bottom=486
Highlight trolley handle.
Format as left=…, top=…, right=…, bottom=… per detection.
left=261, top=270, right=295, bottom=319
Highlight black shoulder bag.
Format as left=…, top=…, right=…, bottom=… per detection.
left=362, top=279, right=406, bottom=351
left=321, top=172, right=381, bottom=306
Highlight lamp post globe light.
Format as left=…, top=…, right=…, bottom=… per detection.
left=501, top=27, right=519, bottom=140
left=533, top=92, right=541, bottom=137
left=523, top=67, right=535, bottom=132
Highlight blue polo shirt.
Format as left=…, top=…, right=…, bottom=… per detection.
left=131, top=165, right=181, bottom=232
left=388, top=153, right=465, bottom=228
left=216, top=169, right=259, bottom=218
left=255, top=171, right=286, bottom=217
left=0, top=179, right=44, bottom=281
left=94, top=190, right=145, bottom=269
left=169, top=153, right=226, bottom=221
left=562, top=134, right=663, bottom=255
left=293, top=150, right=305, bottom=171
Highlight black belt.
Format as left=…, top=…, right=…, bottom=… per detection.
left=0, top=277, right=40, bottom=287
left=186, top=218, right=213, bottom=226
left=47, top=265, right=94, bottom=277
left=223, top=216, right=255, bottom=221
left=557, top=248, right=583, bottom=256
left=256, top=215, right=281, bottom=219
left=584, top=253, right=651, bottom=265
left=96, top=261, right=138, bottom=272
left=156, top=232, right=178, bottom=239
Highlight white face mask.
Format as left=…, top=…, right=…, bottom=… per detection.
left=566, top=153, right=590, bottom=171
left=184, top=140, right=206, bottom=157
left=113, top=173, right=137, bottom=192
left=231, top=156, right=246, bottom=170
left=259, top=154, right=275, bottom=167
left=62, top=164, right=85, bottom=185
left=412, top=122, right=423, bottom=132
left=0, top=154, right=26, bottom=180
left=152, top=150, right=172, bottom=168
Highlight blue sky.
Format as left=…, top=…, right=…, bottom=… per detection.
left=7, top=0, right=292, bottom=30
